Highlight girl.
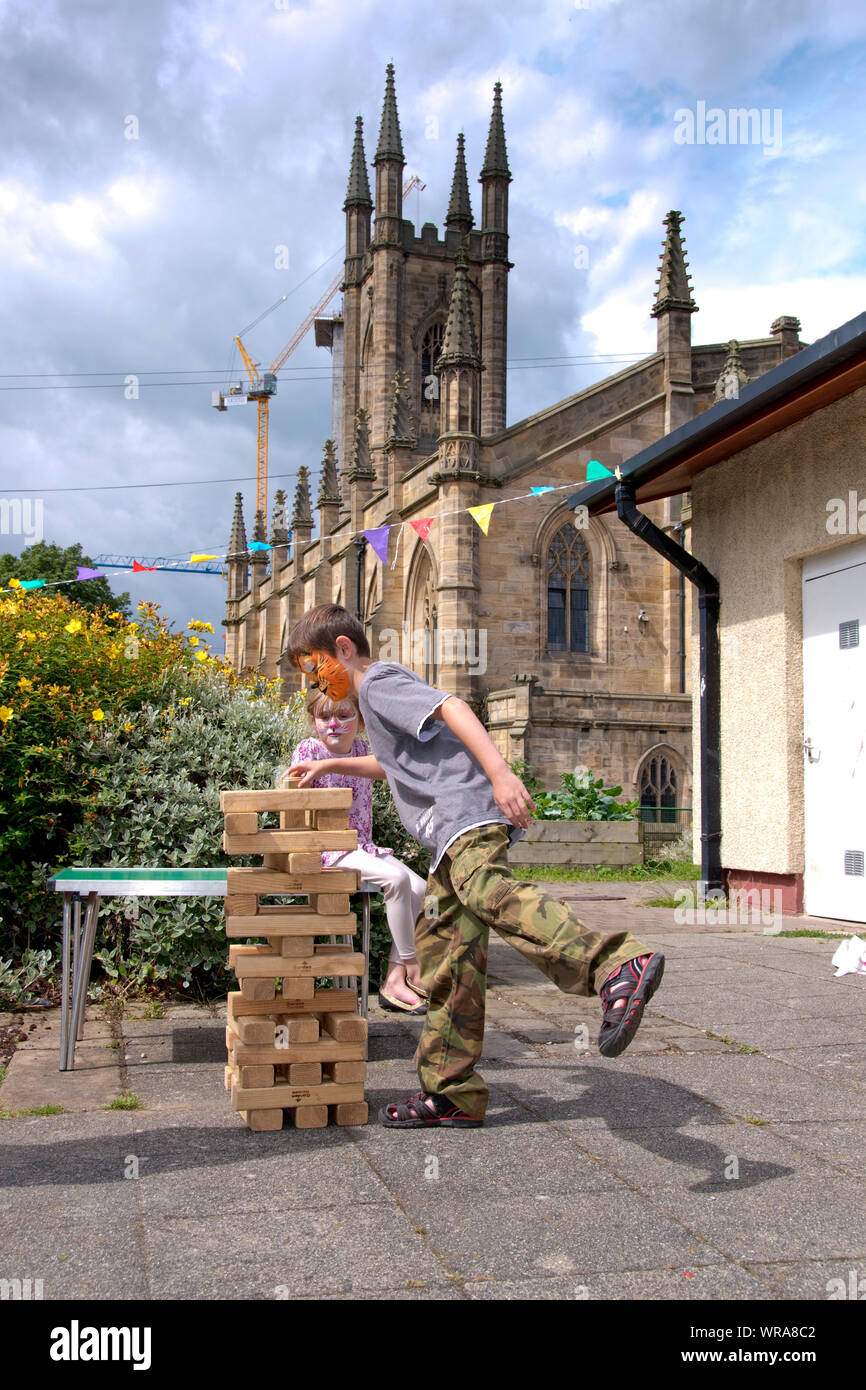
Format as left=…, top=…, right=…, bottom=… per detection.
left=282, top=687, right=429, bottom=1014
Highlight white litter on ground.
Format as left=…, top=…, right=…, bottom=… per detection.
left=831, top=935, right=866, bottom=978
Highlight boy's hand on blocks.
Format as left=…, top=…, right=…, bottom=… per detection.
left=490, top=769, right=535, bottom=829
left=281, top=760, right=324, bottom=789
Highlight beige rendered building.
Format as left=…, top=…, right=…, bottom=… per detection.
left=224, top=64, right=806, bottom=814
left=571, top=310, right=866, bottom=922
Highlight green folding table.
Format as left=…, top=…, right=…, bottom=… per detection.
left=47, top=867, right=374, bottom=1070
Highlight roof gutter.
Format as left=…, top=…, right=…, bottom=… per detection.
left=615, top=477, right=722, bottom=895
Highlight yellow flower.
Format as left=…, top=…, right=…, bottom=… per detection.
left=8, top=578, right=21, bottom=589
left=1, top=601, right=18, bottom=614
left=91, top=709, right=105, bottom=722
left=194, top=649, right=207, bottom=662
left=47, top=684, right=63, bottom=695
left=179, top=697, right=191, bottom=706
left=64, top=620, right=83, bottom=634
left=108, top=612, right=122, bottom=620
left=127, top=622, right=139, bottom=632
left=17, top=677, right=33, bottom=691
left=187, top=635, right=199, bottom=647
left=0, top=705, right=13, bottom=723
left=122, top=721, right=134, bottom=732
left=187, top=620, right=214, bottom=633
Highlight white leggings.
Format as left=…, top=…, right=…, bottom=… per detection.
left=333, top=849, right=427, bottom=963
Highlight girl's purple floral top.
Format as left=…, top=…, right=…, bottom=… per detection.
left=289, top=736, right=394, bottom=867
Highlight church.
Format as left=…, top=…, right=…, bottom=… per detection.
left=224, top=64, right=805, bottom=818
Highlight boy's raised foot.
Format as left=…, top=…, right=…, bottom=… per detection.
left=379, top=1091, right=483, bottom=1128
left=597, top=951, right=665, bottom=1058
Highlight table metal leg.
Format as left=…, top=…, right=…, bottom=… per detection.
left=361, top=893, right=370, bottom=1019
left=60, top=894, right=71, bottom=1072
left=74, top=893, right=100, bottom=1044
left=63, top=898, right=84, bottom=1071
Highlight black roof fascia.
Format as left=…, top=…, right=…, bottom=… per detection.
left=567, top=308, right=866, bottom=513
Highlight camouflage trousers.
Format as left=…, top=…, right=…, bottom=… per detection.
left=413, top=823, right=650, bottom=1120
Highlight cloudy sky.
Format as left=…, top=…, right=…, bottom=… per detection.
left=2, top=0, right=865, bottom=644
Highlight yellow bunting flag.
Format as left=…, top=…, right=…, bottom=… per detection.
left=467, top=503, right=495, bottom=536
left=189, top=553, right=217, bottom=563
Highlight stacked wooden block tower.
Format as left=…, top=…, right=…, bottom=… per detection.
left=220, top=786, right=368, bottom=1132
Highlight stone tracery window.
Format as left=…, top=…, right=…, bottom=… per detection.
left=639, top=755, right=678, bottom=821
left=547, top=523, right=590, bottom=653
left=420, top=322, right=445, bottom=410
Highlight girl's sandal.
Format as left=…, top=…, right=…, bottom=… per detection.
left=379, top=1091, right=483, bottom=1128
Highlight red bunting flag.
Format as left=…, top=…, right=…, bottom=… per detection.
left=133, top=560, right=158, bottom=572
left=409, top=517, right=434, bottom=543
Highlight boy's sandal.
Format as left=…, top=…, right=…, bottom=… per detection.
left=379, top=1091, right=483, bottom=1128
left=597, top=951, right=665, bottom=1058
left=377, top=990, right=428, bottom=1016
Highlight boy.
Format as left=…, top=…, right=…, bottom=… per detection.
left=288, top=604, right=664, bottom=1129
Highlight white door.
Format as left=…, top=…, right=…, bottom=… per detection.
left=802, top=540, right=866, bottom=922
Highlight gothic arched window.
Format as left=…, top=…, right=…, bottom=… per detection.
left=420, top=322, right=444, bottom=409
left=547, top=523, right=590, bottom=653
left=639, top=755, right=678, bottom=821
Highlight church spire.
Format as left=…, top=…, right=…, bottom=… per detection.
left=480, top=80, right=511, bottom=181
left=344, top=115, right=371, bottom=208
left=228, top=491, right=247, bottom=558
left=446, top=132, right=474, bottom=236
left=438, top=247, right=480, bottom=367
left=373, top=61, right=404, bottom=166
left=651, top=210, right=697, bottom=317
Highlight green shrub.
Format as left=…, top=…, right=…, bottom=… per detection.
left=512, top=760, right=638, bottom=821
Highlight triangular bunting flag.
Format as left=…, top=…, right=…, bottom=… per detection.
left=248, top=541, right=270, bottom=551
left=409, top=517, right=434, bottom=543
left=530, top=486, right=555, bottom=496
left=76, top=566, right=105, bottom=580
left=20, top=579, right=46, bottom=590
left=363, top=526, right=391, bottom=565
left=467, top=503, right=495, bottom=536
left=132, top=560, right=158, bottom=572
left=586, top=459, right=614, bottom=482
left=189, top=553, right=217, bottom=563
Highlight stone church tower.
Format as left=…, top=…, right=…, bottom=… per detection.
left=224, top=65, right=806, bottom=816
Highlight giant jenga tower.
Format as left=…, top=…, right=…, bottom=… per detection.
left=220, top=786, right=368, bottom=1131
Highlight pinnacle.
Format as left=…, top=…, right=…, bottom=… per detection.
left=439, top=247, right=480, bottom=367
left=446, top=132, right=474, bottom=232
left=480, top=80, right=511, bottom=181
left=251, top=508, right=267, bottom=550
left=651, top=210, right=697, bottom=317
left=292, top=467, right=313, bottom=526
left=229, top=491, right=248, bottom=558
left=317, top=440, right=341, bottom=505
left=344, top=115, right=372, bottom=209
left=373, top=61, right=404, bottom=166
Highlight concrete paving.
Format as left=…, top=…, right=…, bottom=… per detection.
left=1, top=884, right=865, bottom=1301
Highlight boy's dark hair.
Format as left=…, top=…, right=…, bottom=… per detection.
left=287, top=604, right=371, bottom=663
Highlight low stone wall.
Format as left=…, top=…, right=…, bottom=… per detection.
left=507, top=819, right=642, bottom=867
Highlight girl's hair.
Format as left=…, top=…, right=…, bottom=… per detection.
left=304, top=686, right=364, bottom=728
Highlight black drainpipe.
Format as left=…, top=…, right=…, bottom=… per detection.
left=353, top=535, right=367, bottom=622
left=673, top=522, right=686, bottom=694
left=616, top=478, right=723, bottom=895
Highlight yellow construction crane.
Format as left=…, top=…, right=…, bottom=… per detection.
left=213, top=174, right=426, bottom=525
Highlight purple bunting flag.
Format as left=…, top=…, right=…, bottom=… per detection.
left=76, top=566, right=105, bottom=581
left=363, top=526, right=391, bottom=564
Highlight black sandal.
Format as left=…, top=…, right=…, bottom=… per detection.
left=597, top=952, right=665, bottom=1057
left=379, top=1090, right=483, bottom=1128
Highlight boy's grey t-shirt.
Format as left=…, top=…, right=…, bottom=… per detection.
left=358, top=661, right=525, bottom=873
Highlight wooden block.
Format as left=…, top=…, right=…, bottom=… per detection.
left=232, top=1038, right=366, bottom=1065
left=227, top=867, right=358, bottom=896
left=240, top=1108, right=284, bottom=1132
left=263, top=852, right=288, bottom=870
left=314, top=809, right=350, bottom=830
left=312, top=894, right=352, bottom=915
left=238, top=1064, right=274, bottom=1088
left=327, top=1061, right=366, bottom=1084
left=276, top=1016, right=320, bottom=1043
left=221, top=788, right=353, bottom=812
left=293, top=1105, right=328, bottom=1129
left=225, top=895, right=259, bottom=917
left=235, top=1016, right=279, bottom=1045
left=240, top=977, right=276, bottom=1000
left=279, top=809, right=307, bottom=828
left=281, top=977, right=315, bottom=1001
left=224, top=813, right=257, bottom=834
left=322, top=1012, right=368, bottom=1043
left=225, top=911, right=356, bottom=938
left=274, top=935, right=316, bottom=957
left=224, top=1064, right=236, bottom=1091
left=232, top=1080, right=365, bottom=1111
left=233, top=948, right=364, bottom=979
left=332, top=1102, right=368, bottom=1126
left=287, top=1063, right=322, bottom=1085
left=287, top=852, right=323, bottom=874
left=228, top=989, right=357, bottom=1021
left=223, top=830, right=357, bottom=855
